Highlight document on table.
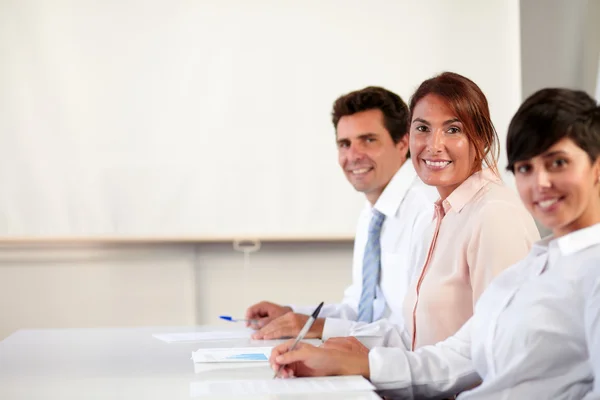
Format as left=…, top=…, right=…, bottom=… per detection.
left=192, top=347, right=272, bottom=363
left=189, top=375, right=375, bottom=397
left=153, top=329, right=254, bottom=343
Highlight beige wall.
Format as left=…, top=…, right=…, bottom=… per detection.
left=0, top=242, right=353, bottom=340
left=520, top=0, right=600, bottom=98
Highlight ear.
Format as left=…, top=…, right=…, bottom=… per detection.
left=395, top=134, right=410, bottom=156
left=593, top=157, right=600, bottom=185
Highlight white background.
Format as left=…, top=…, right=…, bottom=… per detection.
left=0, top=0, right=522, bottom=238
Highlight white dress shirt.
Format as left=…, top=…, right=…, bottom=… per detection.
left=293, top=161, right=437, bottom=341
left=369, top=223, right=600, bottom=399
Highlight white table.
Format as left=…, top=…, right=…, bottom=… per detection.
left=0, top=326, right=381, bottom=400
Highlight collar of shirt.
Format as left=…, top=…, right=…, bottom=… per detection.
left=368, top=161, right=418, bottom=218
left=551, top=222, right=600, bottom=256
left=523, top=222, right=600, bottom=275
left=434, top=168, right=501, bottom=216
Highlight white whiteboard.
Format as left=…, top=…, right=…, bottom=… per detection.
left=0, top=0, right=522, bottom=239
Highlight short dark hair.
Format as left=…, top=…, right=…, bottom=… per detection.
left=331, top=86, right=410, bottom=144
left=506, top=88, right=600, bottom=172
left=409, top=72, right=499, bottom=176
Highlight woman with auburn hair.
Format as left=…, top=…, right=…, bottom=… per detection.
left=402, top=72, right=539, bottom=350
left=270, top=87, right=600, bottom=399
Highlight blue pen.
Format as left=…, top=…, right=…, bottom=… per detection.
left=219, top=315, right=259, bottom=324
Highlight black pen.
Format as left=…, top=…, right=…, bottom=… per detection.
left=273, top=301, right=324, bottom=379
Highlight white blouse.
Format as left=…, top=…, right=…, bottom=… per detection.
left=368, top=223, right=600, bottom=399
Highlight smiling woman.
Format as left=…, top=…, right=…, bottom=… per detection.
left=507, top=88, right=600, bottom=238
left=409, top=73, right=499, bottom=199
left=400, top=72, right=540, bottom=350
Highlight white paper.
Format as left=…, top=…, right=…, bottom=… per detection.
left=153, top=329, right=253, bottom=343
left=189, top=375, right=375, bottom=397
left=192, top=347, right=272, bottom=363
left=194, top=361, right=267, bottom=374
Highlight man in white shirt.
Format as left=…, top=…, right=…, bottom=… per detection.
left=246, top=86, right=436, bottom=342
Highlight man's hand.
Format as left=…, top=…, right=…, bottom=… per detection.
left=322, top=336, right=370, bottom=355
left=245, top=301, right=292, bottom=329
left=269, top=340, right=370, bottom=379
left=251, top=313, right=325, bottom=340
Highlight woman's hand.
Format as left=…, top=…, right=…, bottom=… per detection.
left=269, top=339, right=370, bottom=379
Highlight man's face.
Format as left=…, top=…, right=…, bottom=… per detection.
left=336, top=109, right=408, bottom=204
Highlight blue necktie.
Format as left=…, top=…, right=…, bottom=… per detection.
left=357, top=209, right=386, bottom=323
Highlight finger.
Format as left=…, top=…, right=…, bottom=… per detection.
left=269, top=340, right=296, bottom=363
left=260, top=324, right=291, bottom=340
left=271, top=361, right=294, bottom=379
left=246, top=301, right=275, bottom=320
left=249, top=317, right=270, bottom=330
left=252, top=323, right=276, bottom=340
left=260, top=328, right=287, bottom=340
left=279, top=367, right=295, bottom=379
left=245, top=303, right=263, bottom=320
left=251, top=321, right=274, bottom=339
left=274, top=345, right=315, bottom=366
left=253, top=317, right=289, bottom=339
left=271, top=340, right=310, bottom=363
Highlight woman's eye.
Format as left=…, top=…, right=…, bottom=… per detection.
left=516, top=164, right=531, bottom=174
left=415, top=125, right=428, bottom=132
left=551, top=158, right=567, bottom=168
left=447, top=126, right=461, bottom=134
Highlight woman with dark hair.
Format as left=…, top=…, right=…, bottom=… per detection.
left=270, top=88, right=600, bottom=399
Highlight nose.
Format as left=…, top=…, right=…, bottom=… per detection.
left=346, top=142, right=365, bottom=163
left=534, top=168, right=552, bottom=190
left=426, top=129, right=445, bottom=153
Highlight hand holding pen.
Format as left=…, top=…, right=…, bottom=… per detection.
left=272, top=301, right=324, bottom=378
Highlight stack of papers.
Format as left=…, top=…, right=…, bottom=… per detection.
left=190, top=339, right=322, bottom=364
left=189, top=375, right=375, bottom=397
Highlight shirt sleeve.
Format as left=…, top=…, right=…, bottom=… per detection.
left=369, top=319, right=480, bottom=399
left=584, top=264, right=600, bottom=397
left=468, top=201, right=539, bottom=304
left=322, top=318, right=411, bottom=350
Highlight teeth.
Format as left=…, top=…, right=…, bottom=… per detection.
left=352, top=168, right=371, bottom=174
left=425, top=160, right=451, bottom=168
left=538, top=198, right=559, bottom=208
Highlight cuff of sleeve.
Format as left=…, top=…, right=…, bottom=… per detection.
left=369, top=346, right=412, bottom=387
left=322, top=318, right=356, bottom=340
